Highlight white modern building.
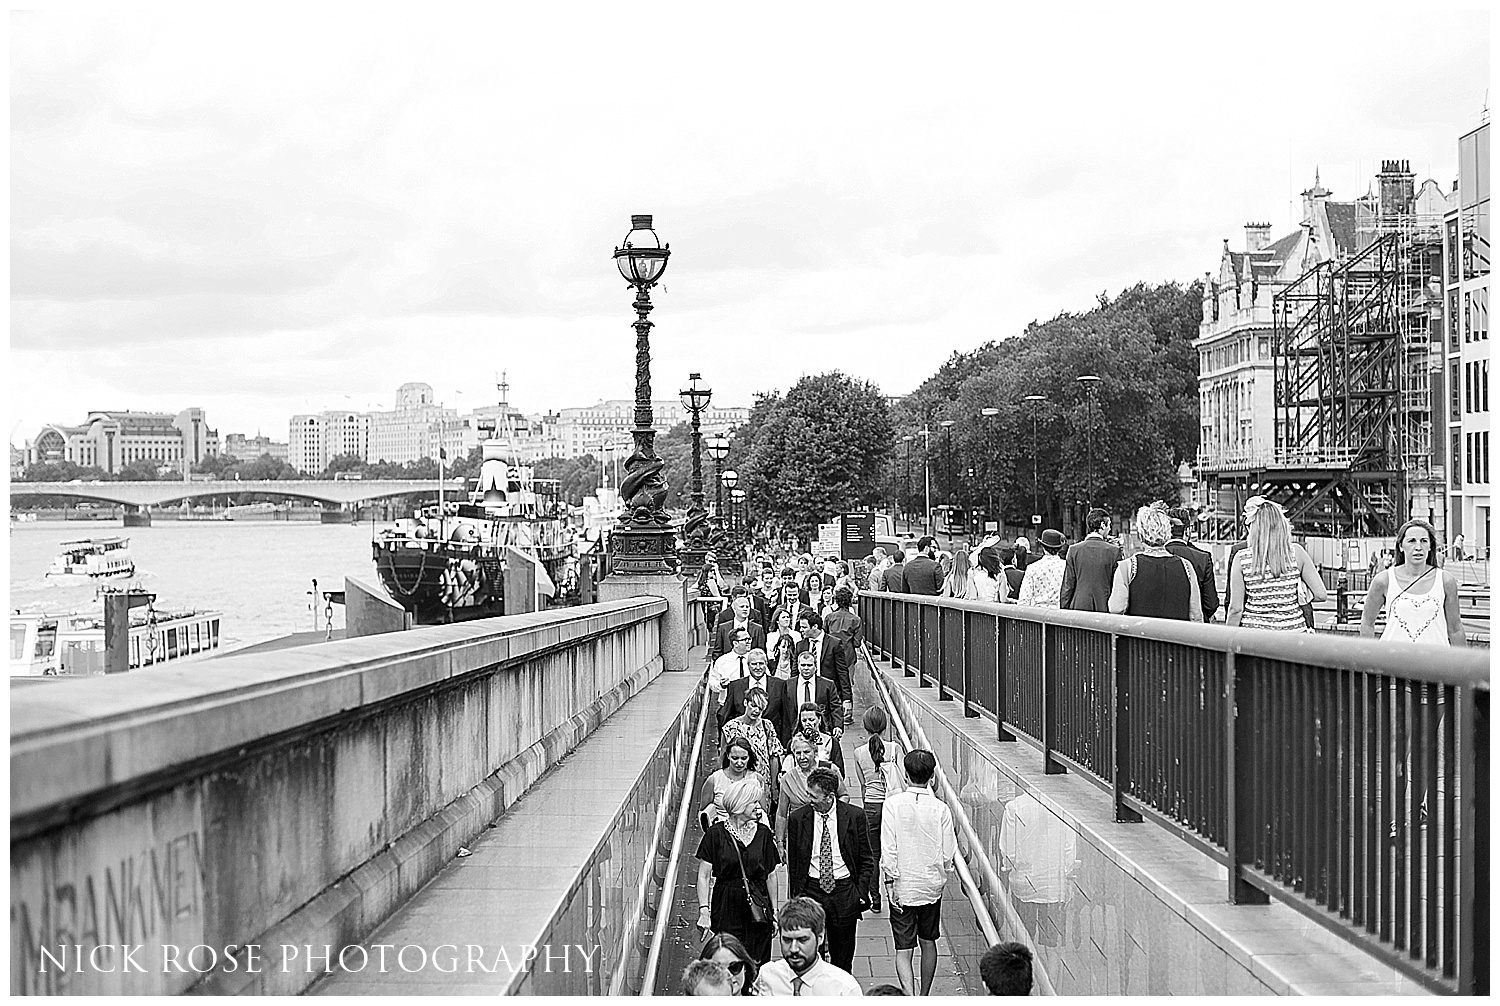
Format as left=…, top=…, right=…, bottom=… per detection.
left=553, top=400, right=747, bottom=459
left=1444, top=121, right=1490, bottom=557
left=288, top=412, right=371, bottom=474
left=30, top=409, right=218, bottom=476
left=368, top=383, right=468, bottom=466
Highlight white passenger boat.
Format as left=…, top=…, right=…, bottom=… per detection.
left=9, top=606, right=222, bottom=677
left=46, top=537, right=136, bottom=580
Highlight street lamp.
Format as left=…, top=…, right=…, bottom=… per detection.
left=1024, top=395, right=1048, bottom=526
left=730, top=487, right=748, bottom=555
left=902, top=435, right=916, bottom=529
left=1076, top=375, right=1101, bottom=519
left=721, top=469, right=740, bottom=573
left=980, top=408, right=1000, bottom=530
left=609, top=214, right=675, bottom=575
left=678, top=372, right=713, bottom=574
left=938, top=420, right=955, bottom=541
left=920, top=427, right=933, bottom=536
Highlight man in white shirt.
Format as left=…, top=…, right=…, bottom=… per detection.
left=754, top=897, right=863, bottom=997
left=708, top=628, right=754, bottom=698
left=881, top=750, right=957, bottom=996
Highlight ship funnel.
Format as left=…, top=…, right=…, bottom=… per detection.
left=478, top=458, right=508, bottom=506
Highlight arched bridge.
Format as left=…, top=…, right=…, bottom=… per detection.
left=9, top=479, right=452, bottom=507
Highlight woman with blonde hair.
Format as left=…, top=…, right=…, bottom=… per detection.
left=1225, top=497, right=1328, bottom=631
left=942, top=548, right=972, bottom=599
left=696, top=777, right=780, bottom=963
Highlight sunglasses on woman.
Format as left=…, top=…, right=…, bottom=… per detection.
left=723, top=960, right=745, bottom=976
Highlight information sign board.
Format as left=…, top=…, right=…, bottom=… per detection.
left=840, top=513, right=876, bottom=559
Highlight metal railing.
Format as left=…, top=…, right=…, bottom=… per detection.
left=860, top=592, right=1489, bottom=994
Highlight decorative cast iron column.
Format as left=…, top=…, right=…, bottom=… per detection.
left=679, top=373, right=713, bottom=576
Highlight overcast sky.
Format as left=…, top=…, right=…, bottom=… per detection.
left=9, top=6, right=1490, bottom=446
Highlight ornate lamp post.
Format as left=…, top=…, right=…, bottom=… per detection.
left=1024, top=395, right=1047, bottom=526
left=1077, top=375, right=1101, bottom=519
left=679, top=372, right=713, bottom=575
left=730, top=487, right=748, bottom=564
left=721, top=469, right=740, bottom=576
left=609, top=215, right=675, bottom=575
left=706, top=433, right=730, bottom=524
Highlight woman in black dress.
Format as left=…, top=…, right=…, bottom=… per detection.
left=695, top=777, right=780, bottom=963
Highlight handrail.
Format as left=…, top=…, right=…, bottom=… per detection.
left=638, top=680, right=712, bottom=996
left=871, top=591, right=1490, bottom=686
left=864, top=642, right=1055, bottom=996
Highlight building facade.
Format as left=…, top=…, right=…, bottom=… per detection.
left=1445, top=121, right=1490, bottom=557
left=368, top=383, right=467, bottom=466
left=288, top=412, right=371, bottom=474
left=553, top=400, right=748, bottom=459
left=30, top=409, right=218, bottom=476
left=221, top=433, right=290, bottom=462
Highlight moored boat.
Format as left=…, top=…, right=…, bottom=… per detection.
left=9, top=605, right=222, bottom=677
left=373, top=440, right=579, bottom=624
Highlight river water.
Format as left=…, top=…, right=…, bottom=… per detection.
left=9, top=520, right=398, bottom=654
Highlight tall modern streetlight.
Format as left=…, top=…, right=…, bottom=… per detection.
left=609, top=215, right=675, bottom=574
left=939, top=420, right=955, bottom=539
left=1024, top=395, right=1048, bottom=525
left=902, top=434, right=916, bottom=529
left=980, top=408, right=1000, bottom=529
left=920, top=427, right=933, bottom=536
left=679, top=372, right=713, bottom=575
left=1076, top=375, right=1101, bottom=519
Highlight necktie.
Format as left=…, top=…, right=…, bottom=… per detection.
left=819, top=812, right=836, bottom=892
left=803, top=681, right=812, bottom=708
left=739, top=656, right=744, bottom=679
left=792, top=977, right=804, bottom=996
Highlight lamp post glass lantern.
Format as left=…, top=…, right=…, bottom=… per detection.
left=609, top=214, right=676, bottom=574
left=679, top=372, right=713, bottom=573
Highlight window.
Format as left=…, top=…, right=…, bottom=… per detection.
left=1485, top=360, right=1491, bottom=412
left=1450, top=290, right=1461, bottom=352
left=1454, top=431, right=1464, bottom=487
left=1485, top=431, right=1492, bottom=485
left=1466, top=293, right=1473, bottom=342
left=1467, top=362, right=1474, bottom=413
left=1452, top=362, right=1462, bottom=420
left=1467, top=433, right=1475, bottom=485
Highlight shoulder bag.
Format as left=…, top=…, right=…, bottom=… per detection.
left=731, top=824, right=773, bottom=924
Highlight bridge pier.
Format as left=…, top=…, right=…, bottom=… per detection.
left=319, top=502, right=355, bottom=524
left=122, top=505, right=152, bottom=527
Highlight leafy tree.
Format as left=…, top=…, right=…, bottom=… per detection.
left=20, top=460, right=108, bottom=482
left=740, top=372, right=894, bottom=541
left=240, top=454, right=303, bottom=481
left=533, top=455, right=602, bottom=506
left=116, top=458, right=165, bottom=481
left=192, top=453, right=242, bottom=479
left=320, top=454, right=367, bottom=478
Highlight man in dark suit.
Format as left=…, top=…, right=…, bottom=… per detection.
left=1165, top=506, right=1220, bottom=622
left=780, top=568, right=813, bottom=606
left=794, top=610, right=851, bottom=728
left=901, top=536, right=944, bottom=595
left=708, top=593, right=766, bottom=664
left=787, top=650, right=840, bottom=746
left=775, top=579, right=814, bottom=629
left=1060, top=509, right=1122, bottom=611
left=881, top=549, right=908, bottom=592
left=786, top=766, right=875, bottom=973
left=718, top=648, right=792, bottom=744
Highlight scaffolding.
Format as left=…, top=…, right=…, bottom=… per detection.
left=1264, top=163, right=1445, bottom=537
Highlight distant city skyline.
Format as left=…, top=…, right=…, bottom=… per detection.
left=9, top=8, right=1489, bottom=444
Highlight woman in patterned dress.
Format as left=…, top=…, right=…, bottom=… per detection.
left=720, top=688, right=784, bottom=815
left=1225, top=497, right=1327, bottom=631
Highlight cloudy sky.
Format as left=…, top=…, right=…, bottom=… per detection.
left=9, top=6, right=1490, bottom=445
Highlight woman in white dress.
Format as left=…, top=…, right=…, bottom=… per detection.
left=1360, top=519, right=1466, bottom=646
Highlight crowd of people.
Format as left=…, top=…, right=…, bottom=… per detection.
left=679, top=508, right=1468, bottom=995
left=684, top=546, right=1042, bottom=995
left=852, top=501, right=1466, bottom=645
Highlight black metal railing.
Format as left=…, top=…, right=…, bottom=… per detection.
left=860, top=592, right=1489, bottom=994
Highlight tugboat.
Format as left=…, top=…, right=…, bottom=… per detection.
left=46, top=537, right=136, bottom=580
left=372, top=435, right=579, bottom=624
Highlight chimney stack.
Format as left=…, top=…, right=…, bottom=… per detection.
left=1244, top=222, right=1272, bottom=251
left=1377, top=158, right=1415, bottom=216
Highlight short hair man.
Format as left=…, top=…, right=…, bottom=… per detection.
left=708, top=593, right=766, bottom=664
left=788, top=652, right=842, bottom=769
left=753, top=897, right=863, bottom=996
left=900, top=536, right=944, bottom=595
left=979, top=941, right=1034, bottom=996
left=795, top=609, right=852, bottom=729
left=785, top=768, right=875, bottom=973
left=1059, top=508, right=1121, bottom=612
left=1165, top=506, right=1220, bottom=621
left=881, top=749, right=956, bottom=996
left=682, top=958, right=734, bottom=996
left=709, top=626, right=755, bottom=696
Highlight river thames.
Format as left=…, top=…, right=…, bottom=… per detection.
left=9, top=520, right=397, bottom=654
